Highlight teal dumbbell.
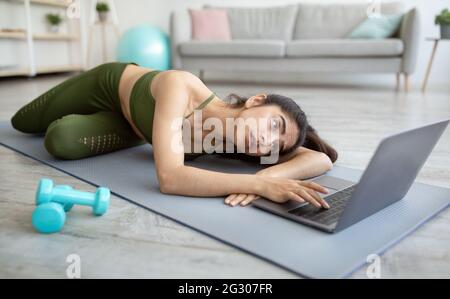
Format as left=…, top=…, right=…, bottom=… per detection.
left=35, top=178, right=110, bottom=216
left=54, top=185, right=75, bottom=212
left=32, top=202, right=66, bottom=234
left=32, top=178, right=110, bottom=233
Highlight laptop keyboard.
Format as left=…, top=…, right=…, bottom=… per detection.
left=288, top=185, right=356, bottom=226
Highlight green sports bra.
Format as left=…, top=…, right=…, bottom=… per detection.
left=129, top=70, right=216, bottom=147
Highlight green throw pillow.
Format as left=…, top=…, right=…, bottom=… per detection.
left=347, top=14, right=404, bottom=39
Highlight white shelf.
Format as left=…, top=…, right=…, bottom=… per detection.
left=36, top=64, right=83, bottom=73
left=31, top=0, right=71, bottom=7
left=34, top=33, right=79, bottom=41
left=0, top=65, right=83, bottom=77
left=7, top=0, right=71, bottom=8
left=1, top=0, right=85, bottom=77
left=0, top=31, right=26, bottom=39
left=0, top=67, right=30, bottom=77
left=0, top=31, right=78, bottom=41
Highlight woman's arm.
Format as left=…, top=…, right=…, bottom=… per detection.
left=150, top=71, right=329, bottom=206
left=151, top=71, right=262, bottom=196
left=225, top=147, right=333, bottom=207
left=257, top=146, right=333, bottom=179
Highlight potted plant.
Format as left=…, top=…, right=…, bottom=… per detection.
left=96, top=2, right=110, bottom=23
left=435, top=8, right=450, bottom=39
left=45, top=13, right=63, bottom=33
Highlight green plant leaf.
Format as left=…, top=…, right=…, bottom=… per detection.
left=45, top=13, right=63, bottom=25
left=96, top=2, right=110, bottom=12
left=435, top=8, right=450, bottom=25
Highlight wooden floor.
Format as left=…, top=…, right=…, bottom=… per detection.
left=0, top=74, right=449, bottom=278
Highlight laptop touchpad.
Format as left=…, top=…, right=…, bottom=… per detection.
left=309, top=175, right=355, bottom=191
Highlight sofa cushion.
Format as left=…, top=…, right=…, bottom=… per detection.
left=293, top=2, right=406, bottom=39
left=203, top=4, right=298, bottom=41
left=347, top=14, right=404, bottom=39
left=179, top=40, right=285, bottom=57
left=189, top=9, right=232, bottom=41
left=286, top=39, right=404, bottom=57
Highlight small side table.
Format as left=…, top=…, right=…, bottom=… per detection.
left=421, top=38, right=449, bottom=93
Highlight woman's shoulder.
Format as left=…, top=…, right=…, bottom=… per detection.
left=153, top=69, right=199, bottom=84
left=150, top=70, right=195, bottom=94
left=151, top=70, right=215, bottom=105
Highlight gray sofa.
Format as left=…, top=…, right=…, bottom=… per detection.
left=170, top=2, right=420, bottom=91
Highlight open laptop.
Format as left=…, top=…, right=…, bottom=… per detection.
left=253, top=119, right=449, bottom=233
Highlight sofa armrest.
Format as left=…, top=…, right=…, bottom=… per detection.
left=170, top=10, right=192, bottom=69
left=399, top=8, right=420, bottom=74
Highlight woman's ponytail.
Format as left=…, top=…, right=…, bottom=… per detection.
left=303, top=125, right=338, bottom=163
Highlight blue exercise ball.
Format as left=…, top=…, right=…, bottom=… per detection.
left=117, top=25, right=171, bottom=70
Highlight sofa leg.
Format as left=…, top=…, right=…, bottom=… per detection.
left=404, top=73, right=410, bottom=93
left=395, top=73, right=401, bottom=92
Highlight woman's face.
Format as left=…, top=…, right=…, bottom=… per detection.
left=233, top=94, right=300, bottom=156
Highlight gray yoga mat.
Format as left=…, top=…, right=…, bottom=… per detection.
left=1, top=121, right=449, bottom=278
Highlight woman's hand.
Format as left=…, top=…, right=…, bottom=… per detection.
left=259, top=177, right=330, bottom=208
left=224, top=170, right=266, bottom=207
left=225, top=176, right=330, bottom=209
left=225, top=193, right=260, bottom=207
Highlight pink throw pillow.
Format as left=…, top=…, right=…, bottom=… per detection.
left=189, top=9, right=231, bottom=41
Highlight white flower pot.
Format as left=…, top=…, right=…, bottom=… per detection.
left=48, top=24, right=60, bottom=33
left=98, top=12, right=109, bottom=22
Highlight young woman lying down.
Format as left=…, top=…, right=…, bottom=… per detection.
left=11, top=62, right=338, bottom=208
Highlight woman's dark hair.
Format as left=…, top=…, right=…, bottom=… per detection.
left=225, top=93, right=338, bottom=163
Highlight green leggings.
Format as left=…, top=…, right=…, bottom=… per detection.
left=10, top=62, right=146, bottom=160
